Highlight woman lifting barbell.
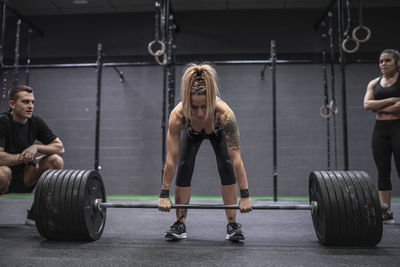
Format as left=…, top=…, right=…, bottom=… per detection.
left=157, top=63, right=252, bottom=241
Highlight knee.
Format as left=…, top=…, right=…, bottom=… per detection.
left=0, top=166, right=12, bottom=195
left=46, top=154, right=64, bottom=170
left=378, top=177, right=392, bottom=191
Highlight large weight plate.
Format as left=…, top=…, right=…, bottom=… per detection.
left=333, top=171, right=355, bottom=245
left=309, top=171, right=332, bottom=245
left=358, top=171, right=383, bottom=245
left=34, top=169, right=107, bottom=241
left=309, top=170, right=383, bottom=246
left=325, top=171, right=347, bottom=245
left=79, top=170, right=107, bottom=240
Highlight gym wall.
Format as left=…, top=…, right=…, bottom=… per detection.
left=1, top=8, right=399, bottom=197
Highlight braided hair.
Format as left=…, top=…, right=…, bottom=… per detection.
left=181, top=63, right=220, bottom=122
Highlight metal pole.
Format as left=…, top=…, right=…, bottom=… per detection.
left=0, top=1, right=7, bottom=110
left=160, top=0, right=167, bottom=181
left=337, top=0, right=349, bottom=170
left=94, top=43, right=103, bottom=171
left=3, top=59, right=339, bottom=69
left=271, top=40, right=278, bottom=202
left=0, top=1, right=6, bottom=67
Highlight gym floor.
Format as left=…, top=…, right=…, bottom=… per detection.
left=1, top=197, right=399, bottom=266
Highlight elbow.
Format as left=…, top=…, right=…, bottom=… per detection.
left=57, top=145, right=65, bottom=156
left=363, top=102, right=375, bottom=112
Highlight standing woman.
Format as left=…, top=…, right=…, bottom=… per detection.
left=364, top=49, right=400, bottom=222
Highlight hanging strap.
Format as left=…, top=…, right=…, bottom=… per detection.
left=352, top=0, right=371, bottom=43
left=25, top=28, right=32, bottom=85
left=147, top=0, right=167, bottom=65
left=320, top=32, right=331, bottom=170
left=12, top=19, right=21, bottom=85
left=341, top=0, right=359, bottom=53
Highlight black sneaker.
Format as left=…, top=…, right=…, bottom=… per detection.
left=164, top=221, right=187, bottom=240
left=226, top=222, right=245, bottom=241
left=25, top=204, right=35, bottom=227
left=382, top=212, right=394, bottom=224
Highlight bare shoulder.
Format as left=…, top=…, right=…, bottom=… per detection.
left=216, top=98, right=234, bottom=117
left=368, top=77, right=380, bottom=88
left=169, top=102, right=186, bottom=131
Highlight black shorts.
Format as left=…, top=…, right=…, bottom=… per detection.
left=6, top=164, right=35, bottom=193
left=175, top=128, right=237, bottom=187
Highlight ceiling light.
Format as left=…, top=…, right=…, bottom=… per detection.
left=73, top=0, right=88, bottom=4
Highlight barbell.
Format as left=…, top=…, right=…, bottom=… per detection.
left=34, top=169, right=385, bottom=246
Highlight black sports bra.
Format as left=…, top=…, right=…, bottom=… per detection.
left=374, top=75, right=400, bottom=100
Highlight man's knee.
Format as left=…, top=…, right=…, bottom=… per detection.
left=0, top=166, right=12, bottom=195
left=44, top=154, right=64, bottom=170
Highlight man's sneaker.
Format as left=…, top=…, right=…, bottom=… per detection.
left=164, top=221, right=187, bottom=240
left=226, top=222, right=245, bottom=241
left=25, top=205, right=36, bottom=227
left=382, top=212, right=394, bottom=224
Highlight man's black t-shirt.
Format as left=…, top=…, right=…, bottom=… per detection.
left=0, top=112, right=57, bottom=184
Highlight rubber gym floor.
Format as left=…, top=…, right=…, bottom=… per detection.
left=1, top=196, right=399, bottom=267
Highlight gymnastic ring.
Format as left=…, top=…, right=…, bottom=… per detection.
left=342, top=36, right=359, bottom=54
left=328, top=100, right=339, bottom=115
left=352, top=25, right=371, bottom=43
left=147, top=40, right=166, bottom=57
left=320, top=104, right=332, bottom=119
left=155, top=52, right=168, bottom=66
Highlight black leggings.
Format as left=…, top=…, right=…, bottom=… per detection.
left=175, top=129, right=236, bottom=187
left=372, top=119, right=400, bottom=190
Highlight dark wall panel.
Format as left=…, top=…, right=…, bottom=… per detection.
left=3, top=63, right=397, bottom=197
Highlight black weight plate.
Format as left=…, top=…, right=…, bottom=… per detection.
left=52, top=169, right=74, bottom=239
left=80, top=170, right=107, bottom=241
left=359, top=171, right=383, bottom=245
left=354, top=171, right=382, bottom=246
left=326, top=171, right=347, bottom=245
left=338, top=170, right=362, bottom=245
left=58, top=169, right=79, bottom=240
left=309, top=171, right=332, bottom=245
left=346, top=171, right=368, bottom=246
left=36, top=169, right=57, bottom=239
left=332, top=171, right=355, bottom=245
left=34, top=169, right=53, bottom=239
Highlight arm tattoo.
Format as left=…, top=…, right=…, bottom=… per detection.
left=222, top=113, right=240, bottom=150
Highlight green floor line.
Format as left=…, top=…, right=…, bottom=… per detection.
left=3, top=193, right=400, bottom=202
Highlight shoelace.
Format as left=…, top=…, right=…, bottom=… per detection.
left=229, top=223, right=242, bottom=231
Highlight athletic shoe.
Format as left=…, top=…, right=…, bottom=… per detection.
left=25, top=205, right=35, bottom=227
left=382, top=212, right=394, bottom=224
left=164, top=221, right=187, bottom=240
left=226, top=222, right=245, bottom=241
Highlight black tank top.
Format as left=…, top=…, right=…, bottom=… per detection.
left=374, top=74, right=400, bottom=100
left=187, top=112, right=222, bottom=137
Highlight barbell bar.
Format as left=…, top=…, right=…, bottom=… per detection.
left=34, top=169, right=385, bottom=246
left=94, top=200, right=318, bottom=212
left=94, top=200, right=387, bottom=212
